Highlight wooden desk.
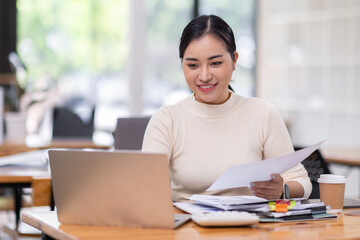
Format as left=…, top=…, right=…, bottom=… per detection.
left=322, top=147, right=360, bottom=166
left=22, top=208, right=360, bottom=240
left=0, top=140, right=110, bottom=157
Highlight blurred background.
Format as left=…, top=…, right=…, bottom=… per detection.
left=0, top=0, right=359, bottom=193
left=0, top=0, right=256, bottom=145
left=0, top=1, right=360, bottom=239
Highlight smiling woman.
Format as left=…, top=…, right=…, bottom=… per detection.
left=142, top=15, right=312, bottom=202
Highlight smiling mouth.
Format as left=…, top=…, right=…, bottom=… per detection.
left=199, top=84, right=216, bottom=89
left=197, top=84, right=217, bottom=92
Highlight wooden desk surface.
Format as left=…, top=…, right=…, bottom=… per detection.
left=22, top=208, right=360, bottom=240
left=322, top=147, right=360, bottom=166
left=0, top=165, right=49, bottom=183
left=0, top=140, right=110, bottom=157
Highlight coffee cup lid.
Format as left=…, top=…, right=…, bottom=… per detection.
left=318, top=174, right=346, bottom=183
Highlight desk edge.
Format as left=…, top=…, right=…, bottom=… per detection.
left=22, top=212, right=77, bottom=240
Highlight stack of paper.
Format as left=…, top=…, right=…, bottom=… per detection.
left=189, top=194, right=270, bottom=211
left=175, top=196, right=336, bottom=222
left=0, top=150, right=48, bottom=167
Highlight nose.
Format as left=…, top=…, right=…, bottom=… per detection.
left=199, top=66, right=212, bottom=83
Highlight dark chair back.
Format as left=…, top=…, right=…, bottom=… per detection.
left=52, top=107, right=95, bottom=139
left=113, top=116, right=151, bottom=150
left=294, top=146, right=331, bottom=199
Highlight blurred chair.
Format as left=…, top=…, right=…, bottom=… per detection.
left=52, top=106, right=95, bottom=139
left=113, top=116, right=151, bottom=150
left=294, top=146, right=331, bottom=199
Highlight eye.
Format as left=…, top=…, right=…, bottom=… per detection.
left=211, top=61, right=222, bottom=66
left=187, top=64, right=198, bottom=69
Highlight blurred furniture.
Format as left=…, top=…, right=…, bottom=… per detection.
left=0, top=73, right=20, bottom=112
left=22, top=207, right=360, bottom=240
left=0, top=162, right=50, bottom=230
left=322, top=148, right=360, bottom=167
left=0, top=142, right=110, bottom=231
left=294, top=147, right=331, bottom=199
left=322, top=147, right=360, bottom=196
left=0, top=143, right=49, bottom=230
left=52, top=106, right=95, bottom=140
left=113, top=116, right=150, bottom=150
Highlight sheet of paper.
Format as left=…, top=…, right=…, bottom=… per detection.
left=174, top=201, right=269, bottom=214
left=0, top=150, right=48, bottom=166
left=174, top=202, right=221, bottom=215
left=188, top=194, right=269, bottom=211
left=207, top=140, right=325, bottom=191
left=190, top=194, right=268, bottom=205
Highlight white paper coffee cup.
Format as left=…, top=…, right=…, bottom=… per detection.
left=318, top=174, right=346, bottom=214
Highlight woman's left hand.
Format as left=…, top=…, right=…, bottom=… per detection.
left=249, top=174, right=284, bottom=199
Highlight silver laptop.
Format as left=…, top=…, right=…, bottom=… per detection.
left=48, top=149, right=190, bottom=229
left=344, top=198, right=360, bottom=208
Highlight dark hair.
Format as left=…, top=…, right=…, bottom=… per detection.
left=179, top=15, right=236, bottom=61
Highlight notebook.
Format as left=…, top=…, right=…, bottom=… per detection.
left=48, top=149, right=191, bottom=229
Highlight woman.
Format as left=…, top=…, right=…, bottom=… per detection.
left=142, top=15, right=311, bottom=202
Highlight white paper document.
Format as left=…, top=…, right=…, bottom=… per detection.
left=174, top=202, right=222, bottom=215
left=188, top=194, right=269, bottom=211
left=207, top=140, right=325, bottom=191
left=0, top=150, right=48, bottom=166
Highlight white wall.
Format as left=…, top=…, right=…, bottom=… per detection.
left=257, top=0, right=360, bottom=198
left=257, top=0, right=360, bottom=148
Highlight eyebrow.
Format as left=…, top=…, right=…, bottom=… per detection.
left=184, top=54, right=223, bottom=61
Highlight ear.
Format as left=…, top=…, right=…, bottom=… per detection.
left=233, top=51, right=239, bottom=70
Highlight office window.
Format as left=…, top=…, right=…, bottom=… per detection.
left=17, top=0, right=194, bottom=131
left=17, top=0, right=129, bottom=131
left=17, top=0, right=129, bottom=88
left=144, top=0, right=193, bottom=112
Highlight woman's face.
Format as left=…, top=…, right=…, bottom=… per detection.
left=182, top=34, right=238, bottom=105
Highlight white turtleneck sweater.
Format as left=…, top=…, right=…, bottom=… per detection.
left=142, top=93, right=312, bottom=201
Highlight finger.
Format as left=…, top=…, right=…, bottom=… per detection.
left=251, top=182, right=283, bottom=199
left=251, top=181, right=281, bottom=191
left=249, top=185, right=281, bottom=199
left=250, top=181, right=270, bottom=188
left=269, top=174, right=284, bottom=184
left=253, top=186, right=283, bottom=199
left=253, top=187, right=281, bottom=197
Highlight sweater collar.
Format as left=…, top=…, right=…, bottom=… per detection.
left=183, top=92, right=242, bottom=117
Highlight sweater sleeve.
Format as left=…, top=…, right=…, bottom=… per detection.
left=263, top=100, right=312, bottom=199
left=281, top=164, right=313, bottom=199
left=142, top=107, right=173, bottom=160
left=262, top=101, right=294, bottom=158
